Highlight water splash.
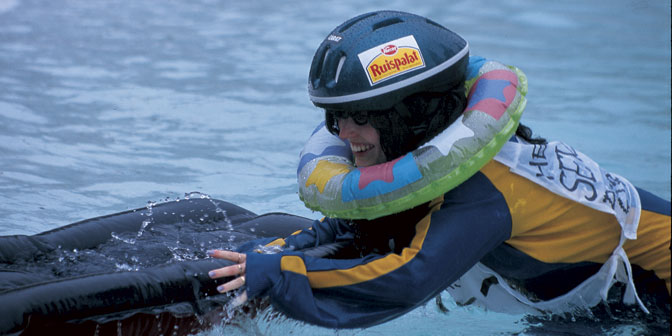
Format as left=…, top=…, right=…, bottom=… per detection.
left=111, top=200, right=158, bottom=244
left=115, top=262, right=138, bottom=271
left=167, top=245, right=199, bottom=262
left=203, top=197, right=236, bottom=248
left=183, top=191, right=211, bottom=200
left=110, top=216, right=152, bottom=244
left=255, top=244, right=284, bottom=255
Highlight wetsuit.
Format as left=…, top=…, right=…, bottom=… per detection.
left=239, top=139, right=671, bottom=329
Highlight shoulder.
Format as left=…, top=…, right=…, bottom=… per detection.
left=442, top=169, right=505, bottom=204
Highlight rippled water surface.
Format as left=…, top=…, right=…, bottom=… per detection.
left=0, top=0, right=669, bottom=335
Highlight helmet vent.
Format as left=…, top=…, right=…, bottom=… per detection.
left=310, top=45, right=331, bottom=89
left=334, top=55, right=346, bottom=83
left=372, top=17, right=404, bottom=31
left=338, top=13, right=377, bottom=33
left=321, top=48, right=331, bottom=77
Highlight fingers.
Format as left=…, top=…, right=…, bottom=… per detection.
left=208, top=262, right=245, bottom=279
left=207, top=250, right=246, bottom=263
left=207, top=249, right=248, bottom=301
left=216, top=275, right=246, bottom=293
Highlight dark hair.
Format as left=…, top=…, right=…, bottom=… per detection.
left=367, top=84, right=467, bottom=160
left=369, top=92, right=547, bottom=158
left=515, top=123, right=547, bottom=144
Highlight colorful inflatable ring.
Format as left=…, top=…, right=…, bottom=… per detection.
left=297, top=56, right=527, bottom=219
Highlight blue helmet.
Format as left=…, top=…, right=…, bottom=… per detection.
left=308, top=10, right=469, bottom=112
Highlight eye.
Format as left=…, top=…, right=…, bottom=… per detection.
left=351, top=111, right=368, bottom=125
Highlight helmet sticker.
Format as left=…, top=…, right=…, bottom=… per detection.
left=357, top=35, right=425, bottom=86
left=327, top=35, right=342, bottom=42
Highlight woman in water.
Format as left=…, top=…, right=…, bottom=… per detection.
left=208, top=10, right=670, bottom=328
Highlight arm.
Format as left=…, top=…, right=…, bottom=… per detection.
left=249, top=174, right=512, bottom=328
left=214, top=173, right=512, bottom=328
left=208, top=217, right=356, bottom=307
left=235, top=216, right=354, bottom=253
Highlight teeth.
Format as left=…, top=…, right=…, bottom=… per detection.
left=351, top=143, right=373, bottom=153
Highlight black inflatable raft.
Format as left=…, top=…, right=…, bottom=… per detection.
left=0, top=198, right=313, bottom=335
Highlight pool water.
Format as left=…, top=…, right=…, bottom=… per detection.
left=0, top=0, right=669, bottom=335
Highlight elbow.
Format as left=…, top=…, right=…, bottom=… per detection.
left=401, top=280, right=439, bottom=305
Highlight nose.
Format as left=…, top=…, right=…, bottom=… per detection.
left=337, top=117, right=356, bottom=140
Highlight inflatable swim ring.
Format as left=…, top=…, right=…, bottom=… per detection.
left=0, top=198, right=316, bottom=335
left=297, top=56, right=527, bottom=219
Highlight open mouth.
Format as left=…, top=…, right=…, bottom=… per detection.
left=351, top=143, right=374, bottom=153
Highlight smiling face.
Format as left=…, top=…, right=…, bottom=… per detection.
left=337, top=117, right=387, bottom=167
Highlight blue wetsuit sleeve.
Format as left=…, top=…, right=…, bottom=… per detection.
left=282, top=217, right=355, bottom=249
left=244, top=172, right=512, bottom=328
left=236, top=217, right=352, bottom=253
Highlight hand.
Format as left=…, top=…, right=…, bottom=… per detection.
left=208, top=250, right=248, bottom=306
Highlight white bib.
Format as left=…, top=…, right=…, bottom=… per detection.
left=494, top=140, right=641, bottom=238
left=448, top=139, right=648, bottom=314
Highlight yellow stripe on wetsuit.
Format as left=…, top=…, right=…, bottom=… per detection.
left=280, top=197, right=444, bottom=288
left=265, top=229, right=307, bottom=247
